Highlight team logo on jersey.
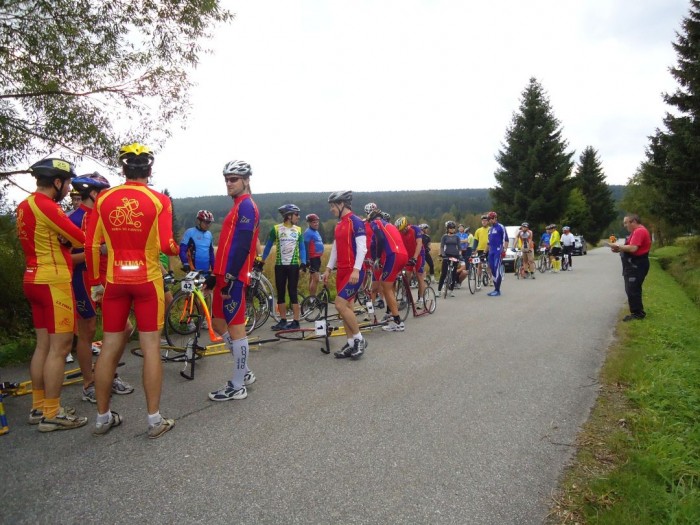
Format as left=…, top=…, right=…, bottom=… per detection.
left=224, top=300, right=239, bottom=314
left=108, top=197, right=144, bottom=228
left=16, top=208, right=27, bottom=240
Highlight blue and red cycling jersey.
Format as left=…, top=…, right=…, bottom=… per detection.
left=213, top=194, right=260, bottom=285
left=303, top=227, right=324, bottom=261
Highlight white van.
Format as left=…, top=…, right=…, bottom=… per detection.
left=502, top=225, right=521, bottom=272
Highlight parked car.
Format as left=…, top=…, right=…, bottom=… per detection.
left=502, top=226, right=521, bottom=271
left=573, top=235, right=587, bottom=255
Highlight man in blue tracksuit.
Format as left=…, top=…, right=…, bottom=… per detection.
left=485, top=211, right=507, bottom=297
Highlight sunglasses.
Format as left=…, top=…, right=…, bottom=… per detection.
left=225, top=176, right=242, bottom=183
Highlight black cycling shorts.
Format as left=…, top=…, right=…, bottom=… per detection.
left=308, top=257, right=322, bottom=274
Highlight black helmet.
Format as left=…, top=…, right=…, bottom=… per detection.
left=29, top=158, right=76, bottom=180
left=278, top=204, right=301, bottom=216
left=445, top=220, right=457, bottom=229
left=328, top=190, right=352, bottom=204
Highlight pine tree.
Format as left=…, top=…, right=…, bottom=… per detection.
left=640, top=1, right=700, bottom=230
left=491, top=78, right=574, bottom=227
left=573, top=146, right=617, bottom=241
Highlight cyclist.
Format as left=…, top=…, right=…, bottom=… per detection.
left=420, top=224, right=435, bottom=278
left=472, top=214, right=491, bottom=284
left=395, top=217, right=427, bottom=308
left=321, top=191, right=368, bottom=359
left=438, top=221, right=461, bottom=296
left=561, top=225, right=575, bottom=271
left=85, top=143, right=179, bottom=438
left=485, top=211, right=507, bottom=296
left=548, top=224, right=562, bottom=273
left=68, top=174, right=134, bottom=404
left=262, top=204, right=307, bottom=330
left=516, top=222, right=536, bottom=279
left=206, top=160, right=260, bottom=401
left=180, top=210, right=215, bottom=275
left=17, top=158, right=88, bottom=432
left=69, top=187, right=82, bottom=211
left=364, top=203, right=408, bottom=332
left=457, top=224, right=471, bottom=263
left=303, top=213, right=324, bottom=298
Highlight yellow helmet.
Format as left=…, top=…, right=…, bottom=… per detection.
left=119, top=142, right=154, bottom=169
left=394, top=216, right=408, bottom=231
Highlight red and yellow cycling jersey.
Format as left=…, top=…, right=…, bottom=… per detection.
left=85, top=181, right=178, bottom=285
left=16, top=192, right=85, bottom=284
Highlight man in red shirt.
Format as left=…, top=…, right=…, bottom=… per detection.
left=17, top=158, right=88, bottom=432
left=609, top=214, right=651, bottom=321
left=86, top=143, right=179, bottom=438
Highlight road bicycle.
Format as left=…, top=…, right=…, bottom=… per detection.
left=466, top=255, right=480, bottom=294
left=438, top=256, right=460, bottom=300
left=163, top=271, right=224, bottom=348
left=394, top=268, right=437, bottom=321
left=514, top=249, right=525, bottom=279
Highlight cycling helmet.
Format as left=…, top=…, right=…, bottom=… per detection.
left=546, top=224, right=554, bottom=230
left=445, top=220, right=456, bottom=229
left=29, top=158, right=76, bottom=180
left=487, top=211, right=498, bottom=220
left=480, top=214, right=488, bottom=220
left=327, top=190, right=352, bottom=204
left=419, top=223, right=429, bottom=230
left=72, top=174, right=111, bottom=193
left=306, top=213, right=320, bottom=222
left=196, top=210, right=214, bottom=223
left=364, top=202, right=379, bottom=217
left=278, top=204, right=301, bottom=216
left=395, top=217, right=409, bottom=231
left=380, top=211, right=392, bottom=222
left=521, top=222, right=529, bottom=228
left=70, top=188, right=81, bottom=197
left=223, top=160, right=252, bottom=177
left=563, top=225, right=570, bottom=231
left=119, top=143, right=154, bottom=169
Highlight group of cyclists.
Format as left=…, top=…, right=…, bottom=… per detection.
left=16, top=143, right=578, bottom=439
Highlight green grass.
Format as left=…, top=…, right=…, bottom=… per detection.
left=0, top=334, right=35, bottom=367
left=548, top=249, right=700, bottom=524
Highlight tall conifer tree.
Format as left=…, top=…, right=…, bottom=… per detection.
left=574, top=146, right=617, bottom=241
left=491, top=78, right=574, bottom=226
left=640, top=1, right=700, bottom=230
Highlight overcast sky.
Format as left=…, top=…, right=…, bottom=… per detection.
left=10, top=0, right=692, bottom=201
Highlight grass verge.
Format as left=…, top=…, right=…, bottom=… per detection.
left=547, top=256, right=700, bottom=523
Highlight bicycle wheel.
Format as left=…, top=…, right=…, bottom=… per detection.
left=394, top=281, right=410, bottom=322
left=301, top=293, right=325, bottom=322
left=468, top=265, right=477, bottom=294
left=164, top=291, right=201, bottom=345
left=481, top=269, right=490, bottom=287
left=423, top=287, right=437, bottom=314
left=249, top=286, right=271, bottom=329
left=515, top=257, right=522, bottom=279
left=442, top=268, right=450, bottom=299
left=537, top=254, right=546, bottom=273
left=561, top=254, right=569, bottom=271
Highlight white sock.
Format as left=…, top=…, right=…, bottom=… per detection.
left=352, top=333, right=363, bottom=341
left=347, top=338, right=354, bottom=347
left=222, top=332, right=234, bottom=346
left=96, top=411, right=111, bottom=425
left=230, top=337, right=249, bottom=390
left=147, top=411, right=162, bottom=427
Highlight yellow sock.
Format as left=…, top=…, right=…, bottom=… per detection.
left=32, top=389, right=45, bottom=412
left=43, top=398, right=60, bottom=420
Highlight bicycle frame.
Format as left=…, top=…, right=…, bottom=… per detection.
left=396, top=269, right=436, bottom=318
left=171, top=271, right=222, bottom=343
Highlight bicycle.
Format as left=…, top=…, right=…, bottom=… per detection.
left=301, top=284, right=332, bottom=322
left=394, top=268, right=437, bottom=321
left=466, top=255, right=479, bottom=294
left=537, top=247, right=551, bottom=273
left=438, top=256, right=460, bottom=299
left=163, top=271, right=224, bottom=348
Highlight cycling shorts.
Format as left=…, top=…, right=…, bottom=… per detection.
left=308, top=257, right=322, bottom=274
left=336, top=267, right=365, bottom=301
left=381, top=252, right=408, bottom=283
left=212, top=277, right=246, bottom=326
left=550, top=247, right=562, bottom=257
left=102, top=280, right=165, bottom=332
left=24, top=282, right=75, bottom=334
left=274, top=264, right=301, bottom=304
left=72, top=267, right=97, bottom=320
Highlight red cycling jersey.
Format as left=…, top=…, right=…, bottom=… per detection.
left=16, top=193, right=85, bottom=284
left=214, top=194, right=260, bottom=285
left=85, top=181, right=178, bottom=284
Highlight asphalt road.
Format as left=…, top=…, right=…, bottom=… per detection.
left=1, top=248, right=626, bottom=524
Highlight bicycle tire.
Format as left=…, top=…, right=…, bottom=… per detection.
left=537, top=254, right=546, bottom=273
left=131, top=344, right=203, bottom=362
left=301, top=293, right=325, bottom=322
left=164, top=291, right=202, bottom=345
left=274, top=328, right=325, bottom=341
left=468, top=265, right=477, bottom=294
left=561, top=254, right=569, bottom=271
left=442, top=266, right=451, bottom=299
left=515, top=257, right=522, bottom=279
left=482, top=270, right=490, bottom=287
left=249, top=286, right=271, bottom=330
left=394, top=280, right=410, bottom=322
left=423, top=286, right=437, bottom=314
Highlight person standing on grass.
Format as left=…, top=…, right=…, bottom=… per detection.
left=609, top=214, right=651, bottom=322
left=206, top=160, right=260, bottom=401
left=86, top=143, right=179, bottom=438
left=304, top=213, right=325, bottom=298
left=17, top=158, right=88, bottom=432
left=321, top=191, right=368, bottom=359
